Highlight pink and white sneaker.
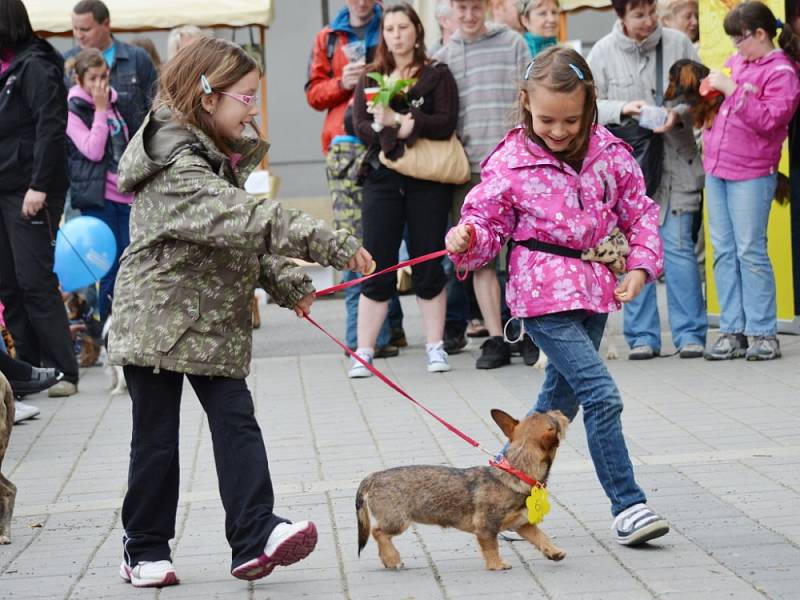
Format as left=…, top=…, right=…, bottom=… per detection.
left=119, top=560, right=179, bottom=587
left=231, top=520, right=318, bottom=581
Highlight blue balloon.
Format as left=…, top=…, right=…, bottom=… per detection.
left=54, top=216, right=117, bottom=292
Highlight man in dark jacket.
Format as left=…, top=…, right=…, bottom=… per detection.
left=64, top=0, right=157, bottom=137
left=0, top=0, right=79, bottom=396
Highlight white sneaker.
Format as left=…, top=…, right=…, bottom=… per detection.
left=348, top=350, right=374, bottom=379
left=426, top=341, right=451, bottom=373
left=13, top=401, right=40, bottom=424
left=231, top=520, right=318, bottom=581
left=119, top=560, right=179, bottom=587
left=613, top=503, right=669, bottom=546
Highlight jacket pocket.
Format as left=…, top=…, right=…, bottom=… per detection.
left=606, top=72, right=636, bottom=98
left=153, top=287, right=201, bottom=354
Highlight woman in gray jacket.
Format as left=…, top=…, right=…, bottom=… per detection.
left=588, top=0, right=707, bottom=360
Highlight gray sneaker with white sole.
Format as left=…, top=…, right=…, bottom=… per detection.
left=613, top=503, right=669, bottom=546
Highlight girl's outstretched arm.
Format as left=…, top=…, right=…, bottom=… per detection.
left=257, top=254, right=315, bottom=312
left=447, top=162, right=515, bottom=272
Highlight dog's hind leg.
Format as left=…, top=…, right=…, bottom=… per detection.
left=372, top=525, right=406, bottom=569
left=477, top=534, right=511, bottom=570
left=516, top=523, right=565, bottom=561
left=0, top=473, right=15, bottom=544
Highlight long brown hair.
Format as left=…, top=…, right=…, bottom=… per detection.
left=517, top=46, right=598, bottom=162
left=724, top=0, right=800, bottom=63
left=156, top=36, right=263, bottom=155
left=368, top=2, right=430, bottom=77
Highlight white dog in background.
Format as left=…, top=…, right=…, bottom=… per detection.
left=101, top=317, right=127, bottom=396
left=529, top=308, right=622, bottom=370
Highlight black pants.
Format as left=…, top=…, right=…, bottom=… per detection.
left=122, top=366, right=287, bottom=570
left=0, top=348, right=32, bottom=381
left=0, top=192, right=78, bottom=383
left=361, top=166, right=451, bottom=301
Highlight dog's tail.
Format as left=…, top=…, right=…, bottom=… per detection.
left=356, top=477, right=371, bottom=556
left=776, top=173, right=791, bottom=206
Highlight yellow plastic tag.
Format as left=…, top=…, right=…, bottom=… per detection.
left=526, top=487, right=551, bottom=525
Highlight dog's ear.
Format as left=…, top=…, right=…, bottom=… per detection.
left=540, top=411, right=569, bottom=451
left=491, top=409, right=519, bottom=440
left=548, top=410, right=570, bottom=436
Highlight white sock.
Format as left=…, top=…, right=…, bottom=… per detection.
left=426, top=341, right=444, bottom=351
left=355, top=347, right=374, bottom=357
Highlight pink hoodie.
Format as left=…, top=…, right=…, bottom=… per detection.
left=703, top=50, right=800, bottom=181
left=448, top=126, right=664, bottom=319
left=66, top=84, right=134, bottom=205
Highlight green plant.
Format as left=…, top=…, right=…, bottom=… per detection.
left=366, top=72, right=417, bottom=107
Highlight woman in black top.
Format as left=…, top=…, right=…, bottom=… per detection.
left=0, top=0, right=78, bottom=395
left=350, top=3, right=458, bottom=378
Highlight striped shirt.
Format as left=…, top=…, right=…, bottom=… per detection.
left=435, top=24, right=530, bottom=171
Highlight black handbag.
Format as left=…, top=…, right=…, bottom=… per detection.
left=607, top=40, right=664, bottom=197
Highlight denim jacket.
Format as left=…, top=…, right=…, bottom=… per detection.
left=64, top=39, right=157, bottom=138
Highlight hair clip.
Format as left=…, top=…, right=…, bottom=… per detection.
left=569, top=64, right=584, bottom=80
left=776, top=18, right=784, bottom=29
left=524, top=59, right=535, bottom=81
left=200, top=74, right=212, bottom=95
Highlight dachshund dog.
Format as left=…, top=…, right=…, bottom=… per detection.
left=665, top=59, right=722, bottom=130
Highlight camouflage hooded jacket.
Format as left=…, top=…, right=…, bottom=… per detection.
left=108, top=109, right=359, bottom=378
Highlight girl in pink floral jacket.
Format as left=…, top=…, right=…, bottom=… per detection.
left=447, top=47, right=669, bottom=546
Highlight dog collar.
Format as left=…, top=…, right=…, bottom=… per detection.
left=489, top=457, right=543, bottom=488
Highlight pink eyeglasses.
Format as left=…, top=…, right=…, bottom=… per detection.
left=217, top=90, right=259, bottom=106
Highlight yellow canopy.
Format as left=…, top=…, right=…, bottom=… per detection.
left=26, top=0, right=274, bottom=34
left=561, top=0, right=612, bottom=9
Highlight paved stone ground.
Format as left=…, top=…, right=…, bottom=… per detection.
left=2, top=292, right=799, bottom=599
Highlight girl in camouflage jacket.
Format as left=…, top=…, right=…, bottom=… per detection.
left=109, top=38, right=371, bottom=588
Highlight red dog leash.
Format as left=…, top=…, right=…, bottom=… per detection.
left=303, top=228, right=545, bottom=488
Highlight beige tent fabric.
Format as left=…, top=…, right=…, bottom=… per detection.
left=27, top=0, right=274, bottom=34
left=560, top=0, right=612, bottom=9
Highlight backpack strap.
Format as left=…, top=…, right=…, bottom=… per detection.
left=655, top=39, right=664, bottom=106
left=326, top=30, right=338, bottom=78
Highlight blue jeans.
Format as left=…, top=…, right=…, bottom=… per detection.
left=82, top=201, right=131, bottom=322
left=706, top=174, right=778, bottom=336
left=522, top=311, right=646, bottom=516
left=624, top=208, right=707, bottom=351
left=343, top=270, right=395, bottom=350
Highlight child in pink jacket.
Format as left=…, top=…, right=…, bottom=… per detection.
left=447, top=47, right=668, bottom=546
left=65, top=48, right=133, bottom=324
left=702, top=1, right=800, bottom=361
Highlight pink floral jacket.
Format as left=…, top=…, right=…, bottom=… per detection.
left=448, top=126, right=664, bottom=318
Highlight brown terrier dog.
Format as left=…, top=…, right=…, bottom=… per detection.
left=356, top=409, right=569, bottom=571
left=0, top=373, right=16, bottom=544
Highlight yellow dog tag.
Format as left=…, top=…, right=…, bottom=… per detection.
left=526, top=487, right=551, bottom=524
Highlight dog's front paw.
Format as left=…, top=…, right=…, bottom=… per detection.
left=0, top=534, right=10, bottom=545
left=487, top=560, right=512, bottom=571
left=383, top=561, right=404, bottom=570
left=544, top=546, right=566, bottom=561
